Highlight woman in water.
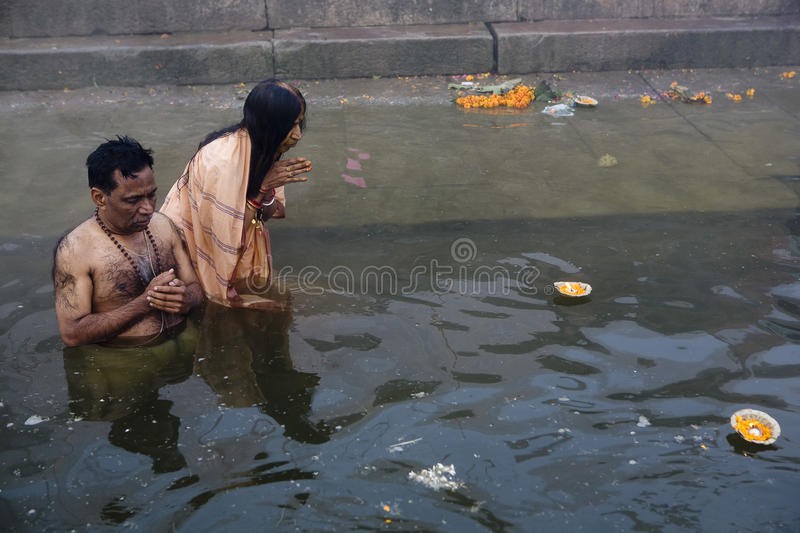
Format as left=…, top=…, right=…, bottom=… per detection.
left=161, top=79, right=312, bottom=308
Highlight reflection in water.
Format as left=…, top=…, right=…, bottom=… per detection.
left=65, top=300, right=350, bottom=453
left=725, top=432, right=779, bottom=456
left=63, top=322, right=196, bottom=474
left=195, top=302, right=334, bottom=444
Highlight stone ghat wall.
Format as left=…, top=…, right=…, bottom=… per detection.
left=2, top=0, right=799, bottom=89
left=3, top=0, right=799, bottom=38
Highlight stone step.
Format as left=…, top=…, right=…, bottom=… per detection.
left=1, top=16, right=798, bottom=91
left=494, top=16, right=800, bottom=73
left=4, top=0, right=798, bottom=38
left=0, top=31, right=274, bottom=90
left=1, top=0, right=266, bottom=38
left=274, top=24, right=493, bottom=80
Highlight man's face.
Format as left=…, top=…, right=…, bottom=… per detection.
left=97, top=166, right=158, bottom=234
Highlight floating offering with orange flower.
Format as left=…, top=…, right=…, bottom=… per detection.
left=572, top=95, right=598, bottom=107
left=730, top=408, right=780, bottom=445
left=554, top=281, right=592, bottom=298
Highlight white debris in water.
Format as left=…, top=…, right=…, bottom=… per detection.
left=673, top=435, right=686, bottom=443
left=408, top=463, right=463, bottom=491
left=410, top=392, right=428, bottom=399
left=711, top=285, right=747, bottom=300
left=636, top=415, right=651, bottom=428
left=387, top=437, right=422, bottom=453
left=24, top=415, right=46, bottom=426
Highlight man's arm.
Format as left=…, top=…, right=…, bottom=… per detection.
left=53, top=233, right=159, bottom=346
left=144, top=215, right=204, bottom=314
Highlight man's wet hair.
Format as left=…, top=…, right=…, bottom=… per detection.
left=86, top=135, right=154, bottom=194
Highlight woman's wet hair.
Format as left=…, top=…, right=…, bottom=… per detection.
left=86, top=135, right=154, bottom=194
left=199, top=79, right=306, bottom=198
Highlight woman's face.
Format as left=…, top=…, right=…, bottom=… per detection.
left=277, top=112, right=304, bottom=154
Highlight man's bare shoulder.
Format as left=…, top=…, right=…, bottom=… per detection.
left=150, top=212, right=184, bottom=242
left=56, top=218, right=102, bottom=260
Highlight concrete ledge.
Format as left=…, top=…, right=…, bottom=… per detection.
left=3, top=16, right=798, bottom=90
left=494, top=16, right=800, bottom=73
left=4, top=0, right=266, bottom=38
left=518, top=0, right=800, bottom=21
left=266, top=0, right=515, bottom=29
left=0, top=32, right=273, bottom=90
left=5, top=0, right=800, bottom=39
left=274, top=24, right=494, bottom=79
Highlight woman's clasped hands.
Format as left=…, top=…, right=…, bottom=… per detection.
left=259, top=157, right=312, bottom=191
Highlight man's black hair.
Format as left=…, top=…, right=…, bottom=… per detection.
left=86, top=135, right=154, bottom=194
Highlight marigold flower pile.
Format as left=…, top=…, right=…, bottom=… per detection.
left=456, top=84, right=535, bottom=109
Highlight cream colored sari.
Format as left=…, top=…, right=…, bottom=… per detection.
left=160, top=129, right=286, bottom=308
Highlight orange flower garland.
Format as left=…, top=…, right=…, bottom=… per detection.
left=456, top=84, right=535, bottom=110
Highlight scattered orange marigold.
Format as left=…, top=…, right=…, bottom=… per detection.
left=780, top=71, right=796, bottom=79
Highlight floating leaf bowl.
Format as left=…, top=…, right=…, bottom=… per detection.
left=730, top=408, right=781, bottom=445
left=554, top=281, right=592, bottom=298
left=573, top=95, right=598, bottom=107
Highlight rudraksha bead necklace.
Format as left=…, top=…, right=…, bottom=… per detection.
left=94, top=208, right=162, bottom=285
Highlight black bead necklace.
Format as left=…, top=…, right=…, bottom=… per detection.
left=94, top=208, right=162, bottom=285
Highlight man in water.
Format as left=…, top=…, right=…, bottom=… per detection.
left=53, top=136, right=203, bottom=347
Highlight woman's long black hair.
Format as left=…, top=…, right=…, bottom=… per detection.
left=198, top=79, right=306, bottom=199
